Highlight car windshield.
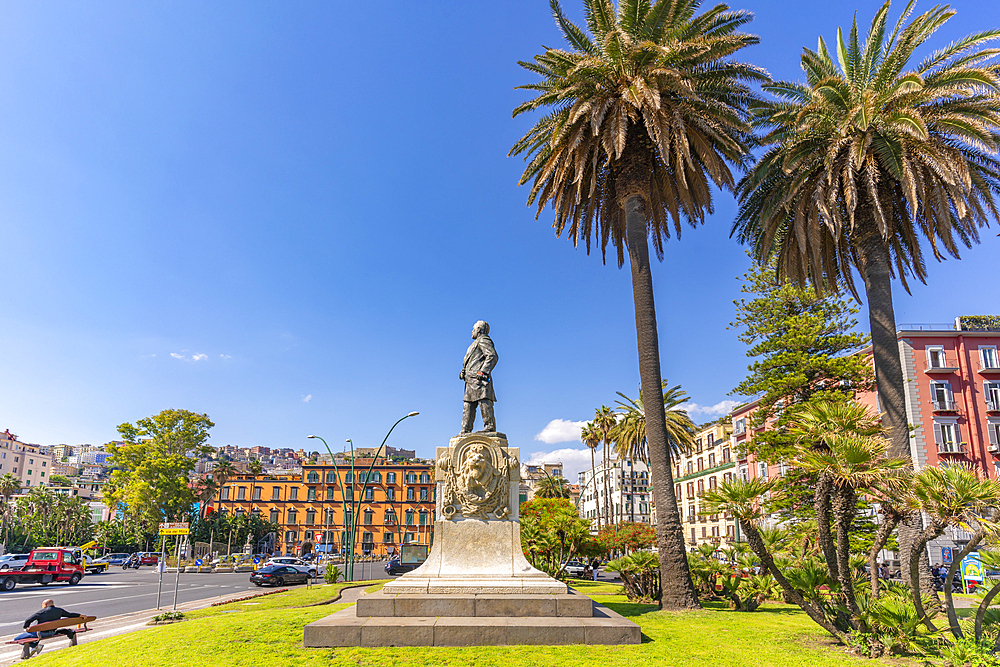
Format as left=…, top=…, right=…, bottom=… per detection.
left=32, top=551, right=59, bottom=561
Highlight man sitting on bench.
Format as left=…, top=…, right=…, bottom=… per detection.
left=15, top=598, right=82, bottom=660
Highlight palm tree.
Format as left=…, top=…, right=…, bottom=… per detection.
left=1, top=473, right=22, bottom=547
left=212, top=459, right=235, bottom=516
left=247, top=459, right=263, bottom=518
left=593, top=406, right=617, bottom=528
left=612, top=381, right=696, bottom=462
left=193, top=478, right=218, bottom=520
left=535, top=475, right=571, bottom=499
left=581, top=422, right=603, bottom=530
left=511, top=0, right=763, bottom=610
left=733, top=1, right=1000, bottom=465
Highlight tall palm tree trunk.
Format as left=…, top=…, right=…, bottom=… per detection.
left=858, top=229, right=931, bottom=596
left=602, top=443, right=611, bottom=528
left=624, top=193, right=700, bottom=610
left=590, top=447, right=599, bottom=530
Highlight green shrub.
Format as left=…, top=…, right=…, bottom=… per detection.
left=324, top=564, right=342, bottom=584
left=606, top=551, right=660, bottom=602
left=941, top=636, right=1000, bottom=667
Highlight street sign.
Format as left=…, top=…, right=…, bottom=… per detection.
left=159, top=522, right=189, bottom=536
left=962, top=551, right=984, bottom=582
left=253, top=556, right=260, bottom=564
left=194, top=559, right=202, bottom=566
left=942, top=547, right=954, bottom=564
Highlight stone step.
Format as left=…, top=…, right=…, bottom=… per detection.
left=356, top=591, right=593, bottom=618
left=303, top=602, right=641, bottom=647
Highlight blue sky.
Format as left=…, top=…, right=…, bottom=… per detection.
left=1, top=0, right=998, bottom=479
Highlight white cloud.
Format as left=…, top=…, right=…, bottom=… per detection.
left=525, top=448, right=601, bottom=482
left=191, top=353, right=208, bottom=361
left=683, top=400, right=739, bottom=418
left=170, top=352, right=185, bottom=360
left=302, top=394, right=312, bottom=403
left=220, top=354, right=231, bottom=359
left=534, top=419, right=587, bottom=444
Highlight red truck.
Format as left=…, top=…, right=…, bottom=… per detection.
left=0, top=548, right=87, bottom=591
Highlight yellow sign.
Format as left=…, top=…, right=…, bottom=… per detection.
left=159, top=522, right=189, bottom=536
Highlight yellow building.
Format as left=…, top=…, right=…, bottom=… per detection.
left=208, top=460, right=436, bottom=557
left=673, top=420, right=738, bottom=548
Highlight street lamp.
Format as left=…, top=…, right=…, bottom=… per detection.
left=309, top=411, right=418, bottom=582
left=306, top=434, right=351, bottom=575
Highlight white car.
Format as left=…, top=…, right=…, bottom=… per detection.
left=264, top=557, right=317, bottom=577
left=0, top=553, right=30, bottom=571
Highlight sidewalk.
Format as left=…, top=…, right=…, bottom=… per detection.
left=0, top=583, right=364, bottom=666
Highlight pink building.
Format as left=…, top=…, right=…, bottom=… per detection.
left=730, top=315, right=1000, bottom=559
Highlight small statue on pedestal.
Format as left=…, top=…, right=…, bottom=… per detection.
left=460, top=320, right=498, bottom=434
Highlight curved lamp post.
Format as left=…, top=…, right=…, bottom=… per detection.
left=306, top=434, right=351, bottom=571
left=309, top=411, right=418, bottom=582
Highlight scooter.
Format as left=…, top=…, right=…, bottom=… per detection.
left=122, top=556, right=141, bottom=570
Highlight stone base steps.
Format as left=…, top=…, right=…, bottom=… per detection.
left=303, top=602, right=640, bottom=647
left=357, top=591, right=593, bottom=617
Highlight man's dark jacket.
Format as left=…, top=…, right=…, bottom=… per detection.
left=23, top=607, right=80, bottom=630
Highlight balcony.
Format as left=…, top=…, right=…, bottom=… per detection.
left=987, top=400, right=1000, bottom=414
left=979, top=363, right=1000, bottom=375
left=931, top=399, right=959, bottom=412
left=937, top=443, right=967, bottom=455
left=925, top=359, right=959, bottom=374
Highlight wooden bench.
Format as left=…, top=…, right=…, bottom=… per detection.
left=5, top=615, right=97, bottom=646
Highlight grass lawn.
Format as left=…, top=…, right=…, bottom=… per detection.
left=29, top=582, right=918, bottom=667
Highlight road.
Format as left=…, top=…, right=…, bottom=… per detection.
left=0, top=560, right=394, bottom=632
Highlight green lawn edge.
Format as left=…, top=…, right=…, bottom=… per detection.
left=28, top=585, right=919, bottom=667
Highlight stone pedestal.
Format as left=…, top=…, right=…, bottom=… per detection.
left=303, top=432, right=640, bottom=647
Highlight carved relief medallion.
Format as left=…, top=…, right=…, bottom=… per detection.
left=438, top=435, right=515, bottom=520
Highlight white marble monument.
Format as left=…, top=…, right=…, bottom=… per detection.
left=381, top=431, right=565, bottom=595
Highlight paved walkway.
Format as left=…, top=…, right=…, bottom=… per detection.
left=0, top=583, right=370, bottom=665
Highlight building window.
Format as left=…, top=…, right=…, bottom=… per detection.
left=696, top=479, right=704, bottom=495
left=270, top=509, right=280, bottom=523
left=708, top=453, right=716, bottom=467
left=985, top=381, right=1000, bottom=411
left=405, top=510, right=414, bottom=526
left=757, top=462, right=768, bottom=480
left=734, top=418, right=746, bottom=435
left=345, top=487, right=354, bottom=501
left=722, top=448, right=731, bottom=463
left=386, top=487, right=395, bottom=501
left=726, top=525, right=735, bottom=538
left=934, top=422, right=962, bottom=453
left=384, top=532, right=394, bottom=543
left=707, top=433, right=715, bottom=447
left=419, top=511, right=428, bottom=526
left=285, top=531, right=296, bottom=543
left=386, top=472, right=396, bottom=484
left=345, top=473, right=353, bottom=483
left=253, top=487, right=261, bottom=500
left=420, top=488, right=428, bottom=501
left=325, top=509, right=335, bottom=525
left=306, top=511, right=315, bottom=525
left=675, top=483, right=681, bottom=499
left=404, top=532, right=415, bottom=544
left=326, top=471, right=337, bottom=483
left=406, top=487, right=415, bottom=501
left=272, top=487, right=280, bottom=501
left=709, top=476, right=717, bottom=490
left=237, top=487, right=246, bottom=500
left=739, top=465, right=749, bottom=482
left=982, top=346, right=1000, bottom=370
left=290, top=487, right=298, bottom=501
left=695, top=438, right=703, bottom=453
left=712, top=526, right=720, bottom=538
left=384, top=511, right=395, bottom=524
left=307, top=471, right=319, bottom=483
left=686, top=461, right=693, bottom=474
left=420, top=473, right=430, bottom=484
left=690, top=528, right=696, bottom=543
left=701, top=527, right=707, bottom=538
left=405, top=473, right=417, bottom=484
left=308, top=487, right=316, bottom=501
left=687, top=504, right=696, bottom=523
left=987, top=421, right=1000, bottom=451
left=288, top=510, right=297, bottom=524
left=327, top=487, right=335, bottom=501
left=364, top=510, right=374, bottom=525
left=362, top=532, right=374, bottom=545
left=686, top=482, right=694, bottom=498
left=927, top=346, right=947, bottom=368
left=931, top=381, right=954, bottom=409
left=697, top=457, right=704, bottom=472
left=365, top=487, right=374, bottom=501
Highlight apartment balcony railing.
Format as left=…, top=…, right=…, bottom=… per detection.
left=937, top=443, right=967, bottom=455
left=925, top=359, right=960, bottom=374
left=931, top=399, right=959, bottom=412
left=979, top=363, right=1000, bottom=375
left=987, top=400, right=1000, bottom=413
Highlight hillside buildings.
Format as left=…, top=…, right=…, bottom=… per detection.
left=578, top=458, right=653, bottom=530
left=674, top=420, right=737, bottom=547
left=0, top=429, right=55, bottom=488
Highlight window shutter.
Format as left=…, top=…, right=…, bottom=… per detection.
left=988, top=424, right=999, bottom=447
left=955, top=423, right=962, bottom=449
left=933, top=424, right=944, bottom=447
left=946, top=383, right=955, bottom=402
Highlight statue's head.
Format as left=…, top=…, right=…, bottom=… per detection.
left=472, top=320, right=490, bottom=338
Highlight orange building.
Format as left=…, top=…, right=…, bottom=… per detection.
left=208, top=460, right=437, bottom=557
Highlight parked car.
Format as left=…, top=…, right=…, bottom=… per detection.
left=250, top=565, right=309, bottom=587
left=138, top=552, right=160, bottom=566
left=0, top=554, right=30, bottom=571
left=561, top=561, right=588, bottom=577
left=384, top=559, right=420, bottom=576
left=100, top=553, right=131, bottom=566
left=264, top=557, right=317, bottom=577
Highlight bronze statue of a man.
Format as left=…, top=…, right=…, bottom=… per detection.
left=460, top=320, right=498, bottom=433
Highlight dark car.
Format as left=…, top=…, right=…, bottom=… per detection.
left=384, top=559, right=420, bottom=576
left=250, top=565, right=309, bottom=587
